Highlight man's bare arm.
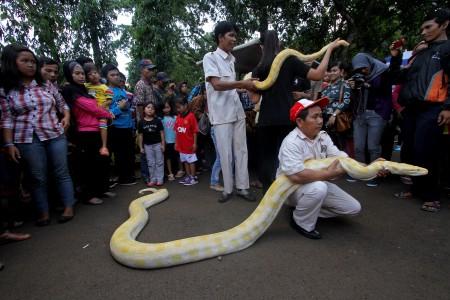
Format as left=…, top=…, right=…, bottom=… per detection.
left=286, top=160, right=345, bottom=184
left=208, top=77, right=256, bottom=92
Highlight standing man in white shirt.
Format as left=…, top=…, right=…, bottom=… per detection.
left=203, top=21, right=257, bottom=203
left=277, top=98, right=362, bottom=239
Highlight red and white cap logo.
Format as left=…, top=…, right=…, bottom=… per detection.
left=289, top=97, right=329, bottom=122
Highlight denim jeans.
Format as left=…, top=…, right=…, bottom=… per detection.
left=210, top=127, right=221, bottom=186
left=140, top=152, right=149, bottom=183
left=353, top=110, right=386, bottom=163
left=16, top=134, right=75, bottom=213
left=144, top=143, right=164, bottom=183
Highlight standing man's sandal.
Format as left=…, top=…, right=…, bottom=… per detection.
left=218, top=192, right=233, bottom=203
left=236, top=189, right=256, bottom=201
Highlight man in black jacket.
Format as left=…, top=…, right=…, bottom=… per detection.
left=397, top=8, right=450, bottom=212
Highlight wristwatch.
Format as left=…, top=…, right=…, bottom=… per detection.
left=332, top=113, right=337, bottom=117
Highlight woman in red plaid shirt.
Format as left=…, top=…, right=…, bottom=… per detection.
left=0, top=45, right=75, bottom=226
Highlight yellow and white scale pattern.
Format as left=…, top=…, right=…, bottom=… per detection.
left=110, top=157, right=427, bottom=269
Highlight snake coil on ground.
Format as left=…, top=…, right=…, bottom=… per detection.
left=110, top=157, right=427, bottom=269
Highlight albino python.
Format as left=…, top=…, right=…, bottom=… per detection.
left=110, top=157, right=427, bottom=269
left=253, top=39, right=350, bottom=90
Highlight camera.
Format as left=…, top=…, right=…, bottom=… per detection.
left=349, top=72, right=366, bottom=89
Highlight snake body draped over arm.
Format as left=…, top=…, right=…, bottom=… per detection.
left=110, top=157, right=427, bottom=269
left=253, top=40, right=350, bottom=90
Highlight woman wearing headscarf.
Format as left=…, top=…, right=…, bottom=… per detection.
left=61, top=61, right=113, bottom=205
left=350, top=52, right=401, bottom=187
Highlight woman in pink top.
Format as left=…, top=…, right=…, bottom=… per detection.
left=61, top=61, right=113, bottom=205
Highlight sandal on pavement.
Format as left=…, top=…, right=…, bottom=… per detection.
left=250, top=181, right=263, bottom=189
left=394, top=191, right=413, bottom=199
left=85, top=197, right=103, bottom=205
left=102, top=192, right=116, bottom=198
left=421, top=201, right=441, bottom=213
left=35, top=218, right=51, bottom=227
left=0, top=231, right=31, bottom=244
left=58, top=215, right=74, bottom=224
left=99, top=147, right=110, bottom=156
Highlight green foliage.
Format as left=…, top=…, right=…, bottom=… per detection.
left=0, top=0, right=123, bottom=66
left=1, top=0, right=448, bottom=85
left=128, top=0, right=216, bottom=85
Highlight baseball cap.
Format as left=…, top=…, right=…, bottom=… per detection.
left=139, top=59, right=156, bottom=69
left=289, top=97, right=329, bottom=122
left=156, top=71, right=170, bottom=82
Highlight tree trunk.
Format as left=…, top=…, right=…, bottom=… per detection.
left=258, top=7, right=268, bottom=35
left=89, top=18, right=102, bottom=67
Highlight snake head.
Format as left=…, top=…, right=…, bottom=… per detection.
left=391, top=163, right=428, bottom=176
left=337, top=40, right=350, bottom=47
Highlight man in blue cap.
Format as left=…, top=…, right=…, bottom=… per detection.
left=135, top=59, right=157, bottom=121
left=134, top=59, right=157, bottom=184
left=153, top=71, right=170, bottom=111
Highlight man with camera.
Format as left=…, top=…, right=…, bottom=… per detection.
left=349, top=52, right=402, bottom=187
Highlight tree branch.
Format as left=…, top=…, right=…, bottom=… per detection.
left=331, top=0, right=355, bottom=28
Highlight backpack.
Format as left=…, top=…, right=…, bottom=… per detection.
left=187, top=85, right=202, bottom=103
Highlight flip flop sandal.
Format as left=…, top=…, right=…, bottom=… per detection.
left=250, top=181, right=263, bottom=189
left=85, top=197, right=103, bottom=205
left=421, top=201, right=441, bottom=212
left=394, top=191, right=413, bottom=199
left=0, top=231, right=31, bottom=245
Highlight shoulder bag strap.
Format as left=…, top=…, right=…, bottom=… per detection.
left=338, top=80, right=345, bottom=104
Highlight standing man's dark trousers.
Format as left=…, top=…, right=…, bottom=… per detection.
left=401, top=103, right=443, bottom=201
left=256, top=125, right=292, bottom=193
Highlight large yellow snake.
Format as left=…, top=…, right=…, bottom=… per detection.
left=110, top=157, right=427, bottom=269
left=253, top=39, right=350, bottom=90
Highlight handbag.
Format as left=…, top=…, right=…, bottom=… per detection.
left=198, top=112, right=211, bottom=135
left=335, top=82, right=353, bottom=133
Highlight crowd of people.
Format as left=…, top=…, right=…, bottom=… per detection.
left=1, top=7, right=450, bottom=267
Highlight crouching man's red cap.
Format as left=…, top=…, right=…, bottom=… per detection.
left=289, top=97, right=329, bottom=123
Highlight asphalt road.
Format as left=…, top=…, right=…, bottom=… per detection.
left=1, top=172, right=449, bottom=300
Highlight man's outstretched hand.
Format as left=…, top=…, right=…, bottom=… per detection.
left=374, top=158, right=390, bottom=177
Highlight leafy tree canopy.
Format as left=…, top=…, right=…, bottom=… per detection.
left=1, top=0, right=447, bottom=85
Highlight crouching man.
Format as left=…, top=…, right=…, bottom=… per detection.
left=277, top=98, right=361, bottom=239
